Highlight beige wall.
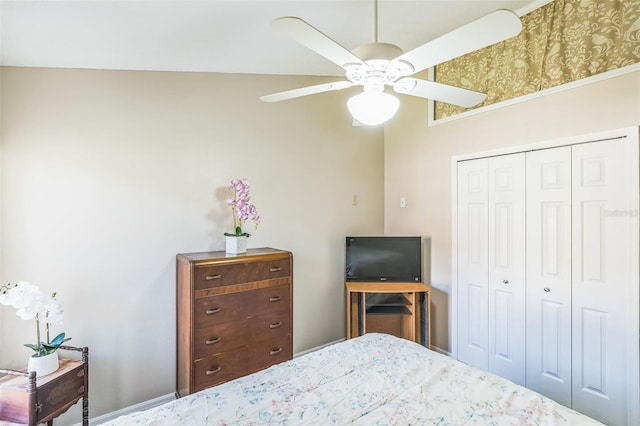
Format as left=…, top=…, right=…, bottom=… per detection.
left=384, top=69, right=640, bottom=353
left=0, top=67, right=384, bottom=422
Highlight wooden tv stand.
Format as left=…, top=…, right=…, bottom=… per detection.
left=345, top=282, right=430, bottom=347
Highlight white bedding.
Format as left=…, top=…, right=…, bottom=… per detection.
left=103, top=333, right=601, bottom=425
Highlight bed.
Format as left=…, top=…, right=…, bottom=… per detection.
left=102, top=333, right=602, bottom=425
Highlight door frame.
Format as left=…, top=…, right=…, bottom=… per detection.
left=450, top=126, right=639, bottom=423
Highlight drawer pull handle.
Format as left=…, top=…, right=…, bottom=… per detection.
left=205, top=337, right=221, bottom=345
left=544, top=287, right=551, bottom=293
left=205, top=274, right=222, bottom=281
left=270, top=267, right=282, bottom=272
left=206, top=307, right=221, bottom=315
left=269, top=296, right=282, bottom=302
left=269, top=322, right=282, bottom=329
left=270, top=348, right=283, bottom=356
left=206, top=366, right=222, bottom=375
left=78, top=386, right=85, bottom=394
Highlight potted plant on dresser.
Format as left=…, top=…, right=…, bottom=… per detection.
left=224, top=178, right=260, bottom=254
left=0, top=282, right=71, bottom=376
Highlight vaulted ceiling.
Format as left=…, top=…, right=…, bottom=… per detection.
left=1, top=1, right=542, bottom=76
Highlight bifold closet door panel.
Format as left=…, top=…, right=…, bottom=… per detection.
left=571, top=139, right=633, bottom=425
left=525, top=146, right=572, bottom=408
left=487, top=153, right=526, bottom=386
left=457, top=158, right=489, bottom=370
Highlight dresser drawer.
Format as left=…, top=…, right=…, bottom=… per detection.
left=194, top=284, right=290, bottom=329
left=194, top=258, right=291, bottom=291
left=193, top=310, right=291, bottom=359
left=193, top=335, right=292, bottom=392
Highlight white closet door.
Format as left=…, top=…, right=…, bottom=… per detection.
left=525, top=146, right=572, bottom=407
left=571, top=139, right=633, bottom=425
left=487, top=153, right=526, bottom=385
left=457, top=158, right=489, bottom=370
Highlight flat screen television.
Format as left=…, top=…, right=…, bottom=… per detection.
left=345, top=236, right=422, bottom=282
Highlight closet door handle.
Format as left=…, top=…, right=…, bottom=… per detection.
left=544, top=287, right=551, bottom=293
left=269, top=296, right=282, bottom=302
left=502, top=280, right=509, bottom=285
left=270, top=267, right=282, bottom=272
left=205, top=274, right=222, bottom=281
left=206, top=307, right=221, bottom=315
left=205, top=337, right=221, bottom=345
left=270, top=347, right=283, bottom=356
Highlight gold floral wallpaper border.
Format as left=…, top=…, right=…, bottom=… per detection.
left=434, top=0, right=640, bottom=120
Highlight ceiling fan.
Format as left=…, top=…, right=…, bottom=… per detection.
left=260, top=2, right=522, bottom=125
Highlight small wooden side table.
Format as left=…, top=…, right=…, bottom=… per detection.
left=345, top=282, right=431, bottom=347
left=0, top=346, right=88, bottom=426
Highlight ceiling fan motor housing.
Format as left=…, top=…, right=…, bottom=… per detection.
left=351, top=42, right=403, bottom=61
left=347, top=42, right=415, bottom=88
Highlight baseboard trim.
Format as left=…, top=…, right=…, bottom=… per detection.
left=429, top=345, right=451, bottom=357
left=294, top=338, right=345, bottom=357
left=87, top=393, right=176, bottom=425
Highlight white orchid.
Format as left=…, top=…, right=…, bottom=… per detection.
left=0, top=281, right=46, bottom=320
left=43, top=295, right=64, bottom=325
left=0, top=282, right=70, bottom=357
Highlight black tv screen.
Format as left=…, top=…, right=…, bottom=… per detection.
left=345, top=236, right=422, bottom=282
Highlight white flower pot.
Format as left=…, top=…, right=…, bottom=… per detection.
left=27, top=351, right=59, bottom=377
left=225, top=235, right=247, bottom=254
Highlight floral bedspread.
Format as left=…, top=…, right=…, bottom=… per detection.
left=103, top=333, right=601, bottom=425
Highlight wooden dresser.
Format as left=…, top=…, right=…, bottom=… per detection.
left=176, top=248, right=293, bottom=397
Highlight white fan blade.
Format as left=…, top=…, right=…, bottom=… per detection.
left=394, top=78, right=486, bottom=107
left=271, top=17, right=365, bottom=69
left=391, top=9, right=522, bottom=73
left=261, top=81, right=353, bottom=103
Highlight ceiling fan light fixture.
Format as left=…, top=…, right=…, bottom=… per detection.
left=347, top=88, right=399, bottom=126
